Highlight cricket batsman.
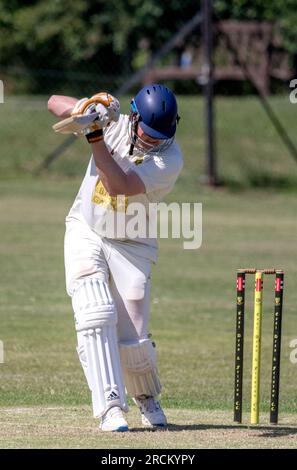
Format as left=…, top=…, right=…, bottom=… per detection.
left=48, top=84, right=183, bottom=432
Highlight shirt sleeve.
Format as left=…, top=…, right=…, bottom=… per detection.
left=131, top=147, right=183, bottom=194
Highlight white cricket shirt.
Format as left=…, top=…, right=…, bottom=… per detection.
left=66, top=114, right=183, bottom=261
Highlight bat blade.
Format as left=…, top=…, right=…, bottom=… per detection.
left=52, top=112, right=100, bottom=134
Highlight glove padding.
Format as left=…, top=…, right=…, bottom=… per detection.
left=52, top=92, right=120, bottom=136
left=71, top=92, right=120, bottom=135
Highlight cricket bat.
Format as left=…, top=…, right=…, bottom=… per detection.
left=52, top=112, right=101, bottom=134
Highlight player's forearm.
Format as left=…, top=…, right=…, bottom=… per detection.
left=48, top=95, right=78, bottom=118
left=91, top=141, right=129, bottom=195
left=91, top=141, right=145, bottom=196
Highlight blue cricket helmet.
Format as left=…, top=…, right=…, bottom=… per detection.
left=131, top=84, right=179, bottom=140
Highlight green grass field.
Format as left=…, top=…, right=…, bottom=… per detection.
left=1, top=94, right=297, bottom=188
left=0, top=95, right=297, bottom=448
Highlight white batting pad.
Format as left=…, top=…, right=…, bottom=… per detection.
left=83, top=327, right=128, bottom=417
left=76, top=340, right=92, bottom=391
left=72, top=278, right=115, bottom=331
left=119, top=339, right=162, bottom=398
left=72, top=278, right=128, bottom=418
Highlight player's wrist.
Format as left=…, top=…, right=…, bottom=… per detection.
left=86, top=129, right=104, bottom=144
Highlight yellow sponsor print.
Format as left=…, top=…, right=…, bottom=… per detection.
left=92, top=179, right=128, bottom=212
left=134, top=156, right=144, bottom=165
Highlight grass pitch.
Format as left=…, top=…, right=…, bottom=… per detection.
left=1, top=94, right=297, bottom=189
left=1, top=407, right=297, bottom=449
left=0, top=178, right=297, bottom=448
left=1, top=93, right=297, bottom=448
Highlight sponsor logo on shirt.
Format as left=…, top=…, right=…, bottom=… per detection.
left=92, top=179, right=128, bottom=212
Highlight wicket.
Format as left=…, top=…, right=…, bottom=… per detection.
left=234, top=268, right=284, bottom=425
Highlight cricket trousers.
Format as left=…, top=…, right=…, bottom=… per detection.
left=64, top=217, right=152, bottom=343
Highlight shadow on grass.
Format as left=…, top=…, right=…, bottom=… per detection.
left=129, top=423, right=297, bottom=438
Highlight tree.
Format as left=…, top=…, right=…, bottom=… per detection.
left=1, top=0, right=297, bottom=93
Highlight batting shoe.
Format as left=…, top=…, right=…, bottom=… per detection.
left=134, top=396, right=167, bottom=428
left=100, top=406, right=129, bottom=432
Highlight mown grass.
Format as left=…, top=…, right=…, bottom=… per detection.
left=1, top=406, right=297, bottom=449
left=1, top=94, right=297, bottom=188
left=0, top=94, right=297, bottom=448
left=0, top=180, right=297, bottom=417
